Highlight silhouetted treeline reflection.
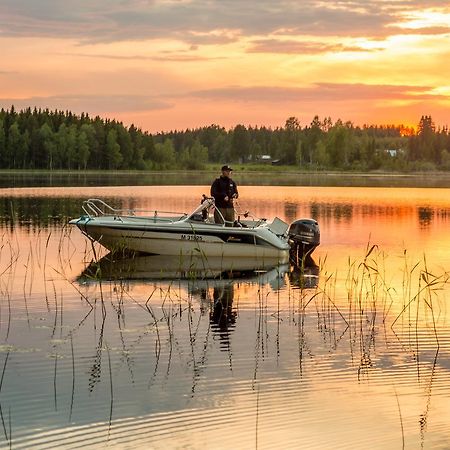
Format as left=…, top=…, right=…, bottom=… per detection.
left=0, top=171, right=209, bottom=188
left=418, top=206, right=434, bottom=227
left=1, top=194, right=449, bottom=230
left=3, top=171, right=450, bottom=188
left=0, top=196, right=123, bottom=228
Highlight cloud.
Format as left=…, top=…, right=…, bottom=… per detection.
left=389, top=26, right=450, bottom=36
left=188, top=83, right=447, bottom=103
left=66, top=51, right=224, bottom=62
left=1, top=0, right=447, bottom=44
left=247, top=39, right=382, bottom=54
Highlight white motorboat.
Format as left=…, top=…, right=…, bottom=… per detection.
left=69, top=197, right=320, bottom=260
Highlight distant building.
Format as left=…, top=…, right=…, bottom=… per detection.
left=255, top=154, right=273, bottom=163
left=384, top=149, right=404, bottom=157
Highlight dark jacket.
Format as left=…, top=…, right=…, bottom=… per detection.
left=210, top=176, right=238, bottom=208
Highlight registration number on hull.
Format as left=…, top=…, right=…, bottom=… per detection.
left=181, top=234, right=203, bottom=241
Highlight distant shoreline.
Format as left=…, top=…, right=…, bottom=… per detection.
left=1, top=168, right=450, bottom=177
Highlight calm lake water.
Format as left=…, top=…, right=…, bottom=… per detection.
left=0, top=174, right=449, bottom=449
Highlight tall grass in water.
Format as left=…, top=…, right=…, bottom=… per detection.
left=306, top=244, right=449, bottom=380
left=391, top=252, right=448, bottom=383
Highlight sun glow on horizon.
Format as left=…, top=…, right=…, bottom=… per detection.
left=395, top=9, right=450, bottom=29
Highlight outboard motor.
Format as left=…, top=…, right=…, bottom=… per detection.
left=288, top=219, right=320, bottom=266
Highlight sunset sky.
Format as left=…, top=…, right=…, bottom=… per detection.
left=0, top=1, right=449, bottom=132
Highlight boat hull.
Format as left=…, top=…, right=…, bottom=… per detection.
left=71, top=216, right=291, bottom=260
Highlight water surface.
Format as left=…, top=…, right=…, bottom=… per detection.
left=2, top=170, right=450, bottom=188
left=0, top=184, right=449, bottom=449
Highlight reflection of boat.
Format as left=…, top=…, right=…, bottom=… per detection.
left=79, top=253, right=291, bottom=281
left=78, top=253, right=320, bottom=296
left=289, top=262, right=320, bottom=289
left=70, top=198, right=320, bottom=259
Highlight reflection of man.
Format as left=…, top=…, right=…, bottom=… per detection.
left=210, top=284, right=236, bottom=350
left=210, top=165, right=238, bottom=226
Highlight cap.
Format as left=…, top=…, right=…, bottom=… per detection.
left=221, top=165, right=233, bottom=171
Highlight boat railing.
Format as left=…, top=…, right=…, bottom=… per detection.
left=81, top=197, right=268, bottom=228
left=82, top=199, right=188, bottom=222
left=233, top=201, right=267, bottom=228
left=192, top=196, right=267, bottom=228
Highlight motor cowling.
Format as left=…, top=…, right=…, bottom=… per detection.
left=288, top=219, right=320, bottom=262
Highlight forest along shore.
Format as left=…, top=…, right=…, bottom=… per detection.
left=1, top=108, right=449, bottom=173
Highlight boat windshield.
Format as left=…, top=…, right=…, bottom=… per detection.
left=187, top=197, right=215, bottom=219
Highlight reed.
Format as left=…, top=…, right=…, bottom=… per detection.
left=298, top=242, right=450, bottom=381
left=22, top=243, right=32, bottom=316
left=391, top=254, right=447, bottom=341
left=2, top=220, right=450, bottom=449
left=0, top=350, right=10, bottom=443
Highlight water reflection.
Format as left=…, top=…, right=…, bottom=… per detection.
left=289, top=260, right=319, bottom=289
left=1, top=184, right=450, bottom=449
left=210, top=284, right=236, bottom=351
left=0, top=171, right=208, bottom=188
left=77, top=252, right=321, bottom=293
left=78, top=253, right=319, bottom=357
left=418, top=206, right=433, bottom=227
left=1, top=187, right=450, bottom=239
left=79, top=253, right=292, bottom=281
left=3, top=171, right=450, bottom=188
left=0, top=196, right=118, bottom=228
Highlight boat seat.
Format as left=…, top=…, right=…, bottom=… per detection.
left=190, top=213, right=205, bottom=222
left=233, top=220, right=248, bottom=228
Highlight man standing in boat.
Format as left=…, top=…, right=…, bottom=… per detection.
left=211, top=165, right=239, bottom=226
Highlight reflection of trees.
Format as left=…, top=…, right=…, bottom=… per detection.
left=309, top=201, right=450, bottom=228
left=3, top=193, right=450, bottom=234
left=418, top=207, right=433, bottom=227
left=0, top=197, right=123, bottom=229
left=309, top=202, right=353, bottom=222
left=0, top=172, right=215, bottom=189
left=283, top=202, right=298, bottom=223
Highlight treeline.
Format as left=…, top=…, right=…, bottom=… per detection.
left=0, top=106, right=156, bottom=170
left=1, top=106, right=449, bottom=171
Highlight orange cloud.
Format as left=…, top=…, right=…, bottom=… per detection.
left=0, top=2, right=448, bottom=131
